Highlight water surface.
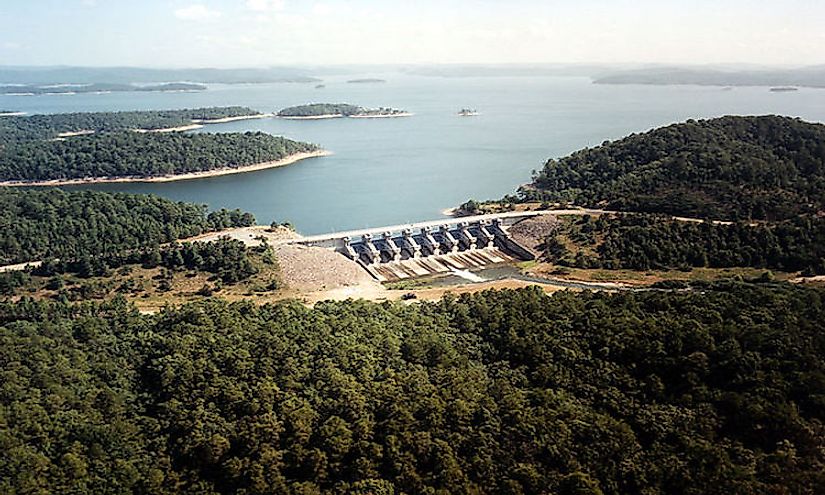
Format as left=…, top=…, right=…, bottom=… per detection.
left=4, top=74, right=825, bottom=234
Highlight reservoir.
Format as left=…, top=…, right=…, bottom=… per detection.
left=4, top=74, right=825, bottom=234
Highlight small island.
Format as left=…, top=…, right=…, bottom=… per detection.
left=770, top=87, right=799, bottom=92
left=458, top=108, right=480, bottom=117
left=347, top=78, right=387, bottom=84
left=277, top=103, right=412, bottom=119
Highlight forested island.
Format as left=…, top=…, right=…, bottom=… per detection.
left=0, top=82, right=206, bottom=95
left=277, top=103, right=411, bottom=119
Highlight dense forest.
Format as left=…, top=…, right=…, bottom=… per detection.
left=0, top=188, right=255, bottom=265
left=543, top=214, right=825, bottom=274
left=0, top=107, right=261, bottom=143
left=0, top=131, right=318, bottom=181
left=277, top=103, right=406, bottom=117
left=2, top=284, right=824, bottom=494
left=523, top=116, right=825, bottom=220
left=278, top=104, right=365, bottom=117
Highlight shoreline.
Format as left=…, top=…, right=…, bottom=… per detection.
left=279, top=112, right=414, bottom=120
left=134, top=124, right=205, bottom=133
left=0, top=112, right=27, bottom=117
left=0, top=149, right=332, bottom=187
left=193, top=113, right=273, bottom=124
left=279, top=114, right=345, bottom=120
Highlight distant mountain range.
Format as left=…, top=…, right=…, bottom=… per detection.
left=0, top=66, right=321, bottom=85
left=592, top=66, right=825, bottom=88
left=0, top=82, right=206, bottom=95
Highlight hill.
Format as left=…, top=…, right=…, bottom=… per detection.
left=1, top=284, right=824, bottom=494
left=524, top=115, right=825, bottom=220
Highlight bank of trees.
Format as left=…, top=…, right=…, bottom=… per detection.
left=1, top=284, right=824, bottom=493
left=0, top=188, right=255, bottom=265
left=0, top=107, right=261, bottom=143
left=522, top=116, right=825, bottom=220
left=544, top=214, right=825, bottom=274
left=0, top=131, right=317, bottom=181
left=278, top=103, right=364, bottom=117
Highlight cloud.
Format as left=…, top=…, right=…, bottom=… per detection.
left=245, top=0, right=285, bottom=12
left=175, top=4, right=222, bottom=21
left=2, top=42, right=22, bottom=50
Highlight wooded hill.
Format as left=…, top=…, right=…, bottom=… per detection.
left=523, top=116, right=825, bottom=221
left=1, top=283, right=823, bottom=494
left=0, top=188, right=255, bottom=265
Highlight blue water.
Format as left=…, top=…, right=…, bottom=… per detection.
left=3, top=73, right=825, bottom=234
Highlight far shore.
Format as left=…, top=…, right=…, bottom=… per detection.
left=0, top=149, right=332, bottom=187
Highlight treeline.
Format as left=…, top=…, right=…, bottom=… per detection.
left=0, top=131, right=318, bottom=181
left=30, top=237, right=258, bottom=283
left=1, top=284, right=824, bottom=493
left=545, top=214, right=825, bottom=274
left=522, top=116, right=825, bottom=220
left=278, top=103, right=364, bottom=117
left=0, top=188, right=255, bottom=265
left=0, top=106, right=261, bottom=143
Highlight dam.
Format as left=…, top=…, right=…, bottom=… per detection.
left=284, top=211, right=544, bottom=282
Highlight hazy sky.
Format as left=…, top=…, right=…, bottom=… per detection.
left=1, top=0, right=824, bottom=67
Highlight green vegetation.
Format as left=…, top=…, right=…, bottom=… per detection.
left=0, top=107, right=261, bottom=143
left=277, top=103, right=406, bottom=117
left=0, top=188, right=255, bottom=265
left=0, top=131, right=318, bottom=182
left=2, top=284, right=824, bottom=493
left=543, top=214, right=825, bottom=274
left=278, top=103, right=364, bottom=117
left=523, top=116, right=825, bottom=221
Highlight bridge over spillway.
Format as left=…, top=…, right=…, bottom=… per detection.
left=283, top=211, right=569, bottom=282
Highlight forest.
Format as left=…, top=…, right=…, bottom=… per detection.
left=0, top=131, right=318, bottom=181
left=277, top=104, right=406, bottom=117
left=0, top=188, right=255, bottom=265
left=544, top=214, right=825, bottom=274
left=522, top=116, right=825, bottom=221
left=0, top=106, right=261, bottom=143
left=1, top=283, right=824, bottom=494
left=278, top=104, right=365, bottom=117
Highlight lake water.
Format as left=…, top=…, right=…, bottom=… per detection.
left=3, top=74, right=825, bottom=234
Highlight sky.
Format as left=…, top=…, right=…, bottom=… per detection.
left=1, top=0, right=824, bottom=67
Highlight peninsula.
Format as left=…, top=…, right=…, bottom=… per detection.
left=277, top=103, right=411, bottom=119
left=0, top=108, right=324, bottom=185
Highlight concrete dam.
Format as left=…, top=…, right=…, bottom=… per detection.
left=285, top=212, right=542, bottom=282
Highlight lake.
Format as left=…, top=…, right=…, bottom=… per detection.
left=3, top=73, right=825, bottom=234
